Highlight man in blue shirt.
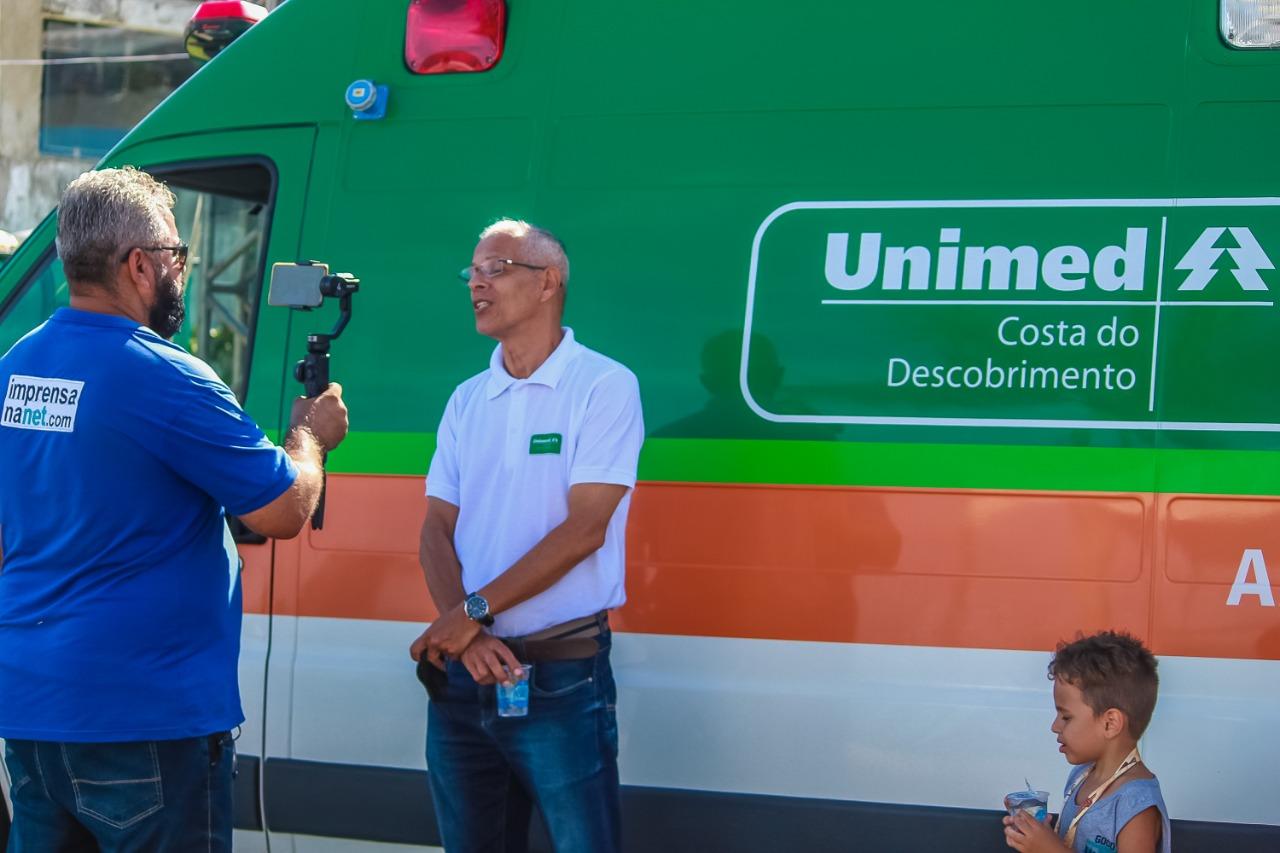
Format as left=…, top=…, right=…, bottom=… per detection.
left=0, top=167, right=348, bottom=851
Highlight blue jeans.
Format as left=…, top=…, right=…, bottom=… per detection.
left=3, top=733, right=235, bottom=852
left=426, top=631, right=621, bottom=853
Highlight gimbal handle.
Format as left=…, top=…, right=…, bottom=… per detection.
left=292, top=272, right=360, bottom=530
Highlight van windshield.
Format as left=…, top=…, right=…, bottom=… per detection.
left=0, top=163, right=273, bottom=402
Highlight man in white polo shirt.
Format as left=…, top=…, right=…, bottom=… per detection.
left=409, top=219, right=643, bottom=853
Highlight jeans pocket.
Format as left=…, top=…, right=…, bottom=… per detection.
left=4, top=743, right=32, bottom=797
left=62, top=742, right=164, bottom=830
left=529, top=657, right=595, bottom=699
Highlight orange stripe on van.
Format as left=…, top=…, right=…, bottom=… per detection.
left=239, top=474, right=1280, bottom=660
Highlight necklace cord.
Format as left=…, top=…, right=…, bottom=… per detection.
left=1063, top=747, right=1142, bottom=847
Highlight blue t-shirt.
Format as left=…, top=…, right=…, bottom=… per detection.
left=1057, top=763, right=1172, bottom=853
left=0, top=307, right=297, bottom=741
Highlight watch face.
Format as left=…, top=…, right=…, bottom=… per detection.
left=465, top=595, right=487, bottom=620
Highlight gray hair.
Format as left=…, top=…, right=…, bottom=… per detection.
left=480, top=219, right=570, bottom=286
left=56, top=167, right=175, bottom=288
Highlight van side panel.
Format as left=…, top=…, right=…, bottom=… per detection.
left=27, top=0, right=1272, bottom=848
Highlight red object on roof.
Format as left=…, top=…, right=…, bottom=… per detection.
left=185, top=1, right=267, bottom=63
left=193, top=1, right=268, bottom=24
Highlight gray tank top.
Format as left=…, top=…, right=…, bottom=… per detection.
left=1056, top=763, right=1172, bottom=853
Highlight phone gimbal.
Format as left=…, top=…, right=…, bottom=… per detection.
left=288, top=265, right=359, bottom=530
left=294, top=270, right=360, bottom=399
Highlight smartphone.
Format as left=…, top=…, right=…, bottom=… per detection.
left=268, top=262, right=329, bottom=308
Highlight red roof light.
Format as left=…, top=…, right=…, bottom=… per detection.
left=193, top=1, right=267, bottom=23
left=186, top=1, right=268, bottom=64
left=405, top=0, right=507, bottom=75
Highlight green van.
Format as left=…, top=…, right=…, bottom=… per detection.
left=1, top=1, right=1279, bottom=850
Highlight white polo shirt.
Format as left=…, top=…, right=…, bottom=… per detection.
left=425, top=328, right=644, bottom=637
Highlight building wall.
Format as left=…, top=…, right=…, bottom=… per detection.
left=0, top=0, right=62, bottom=235
left=0, top=0, right=274, bottom=236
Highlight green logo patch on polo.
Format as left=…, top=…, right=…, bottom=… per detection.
left=529, top=433, right=563, bottom=454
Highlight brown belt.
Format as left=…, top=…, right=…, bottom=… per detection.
left=499, top=612, right=608, bottom=662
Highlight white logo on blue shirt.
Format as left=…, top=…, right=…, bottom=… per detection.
left=2, top=374, right=84, bottom=433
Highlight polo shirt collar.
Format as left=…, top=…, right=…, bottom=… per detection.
left=52, top=306, right=145, bottom=331
left=486, top=327, right=580, bottom=399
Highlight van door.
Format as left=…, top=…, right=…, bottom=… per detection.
left=0, top=126, right=317, bottom=852
left=119, top=127, right=320, bottom=853
left=1145, top=16, right=1280, bottom=838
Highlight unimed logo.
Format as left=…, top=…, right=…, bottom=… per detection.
left=743, top=197, right=1280, bottom=431
left=825, top=227, right=1151, bottom=293
left=1174, top=227, right=1275, bottom=292
left=824, top=225, right=1276, bottom=295
left=1, top=375, right=85, bottom=433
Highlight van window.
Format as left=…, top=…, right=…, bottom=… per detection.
left=0, top=249, right=70, bottom=355
left=0, top=163, right=273, bottom=403
left=163, top=164, right=273, bottom=401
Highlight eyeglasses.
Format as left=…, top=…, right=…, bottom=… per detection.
left=458, top=258, right=547, bottom=282
left=120, top=243, right=189, bottom=270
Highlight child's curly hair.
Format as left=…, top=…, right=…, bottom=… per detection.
left=1049, top=631, right=1159, bottom=738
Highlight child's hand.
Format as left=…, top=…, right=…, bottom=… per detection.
left=1003, top=810, right=1070, bottom=852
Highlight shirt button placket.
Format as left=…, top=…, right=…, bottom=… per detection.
left=506, top=384, right=526, bottom=469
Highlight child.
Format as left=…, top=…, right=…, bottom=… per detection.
left=1004, top=631, right=1172, bottom=853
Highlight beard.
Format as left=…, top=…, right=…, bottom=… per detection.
left=147, top=271, right=186, bottom=340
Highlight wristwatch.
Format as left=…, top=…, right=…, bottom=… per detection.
left=463, top=592, right=494, bottom=627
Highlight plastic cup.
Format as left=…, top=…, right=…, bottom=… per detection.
left=496, top=663, right=533, bottom=718
left=1004, top=789, right=1050, bottom=823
